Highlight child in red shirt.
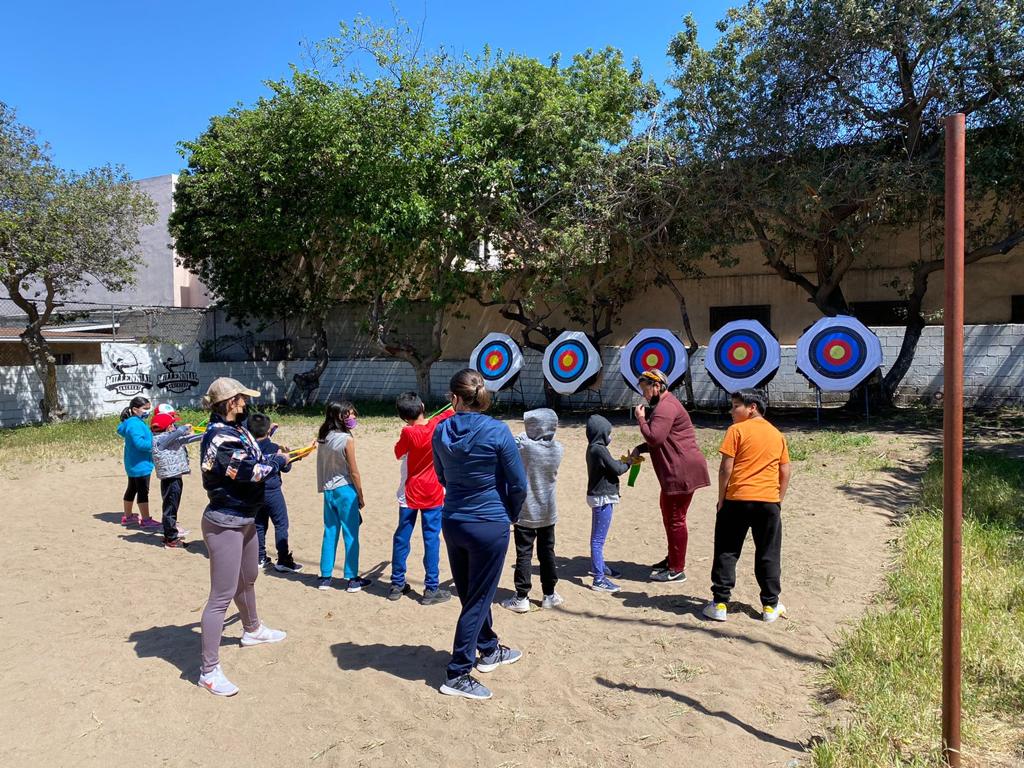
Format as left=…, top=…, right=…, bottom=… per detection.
left=388, top=392, right=454, bottom=605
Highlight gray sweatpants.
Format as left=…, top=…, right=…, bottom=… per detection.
left=200, top=517, right=261, bottom=673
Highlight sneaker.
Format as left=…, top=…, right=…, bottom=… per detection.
left=439, top=674, right=492, bottom=700
left=591, top=578, right=621, bottom=593
left=500, top=595, right=531, bottom=614
left=421, top=588, right=452, bottom=606
left=240, top=623, right=287, bottom=646
left=650, top=557, right=668, bottom=573
left=122, top=514, right=140, bottom=527
left=198, top=665, right=239, bottom=697
left=651, top=569, right=687, bottom=583
left=175, top=527, right=191, bottom=538
left=387, top=583, right=412, bottom=601
left=476, top=645, right=522, bottom=673
left=258, top=556, right=272, bottom=569
left=541, top=592, right=565, bottom=609
left=702, top=601, right=728, bottom=621
left=164, top=537, right=188, bottom=549
left=274, top=557, right=303, bottom=573
left=346, top=577, right=372, bottom=593
left=762, top=603, right=786, bottom=623
left=316, top=577, right=332, bottom=591
left=587, top=565, right=623, bottom=578
left=140, top=517, right=161, bottom=531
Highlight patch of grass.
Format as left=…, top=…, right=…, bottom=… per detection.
left=812, top=452, right=1024, bottom=767
left=786, top=431, right=874, bottom=462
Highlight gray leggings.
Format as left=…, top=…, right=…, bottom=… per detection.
left=200, top=517, right=261, bottom=673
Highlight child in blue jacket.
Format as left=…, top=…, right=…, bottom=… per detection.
left=247, top=413, right=303, bottom=573
left=116, top=395, right=159, bottom=530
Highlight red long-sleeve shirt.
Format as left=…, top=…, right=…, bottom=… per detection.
left=394, top=410, right=454, bottom=509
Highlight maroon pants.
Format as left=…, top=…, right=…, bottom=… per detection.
left=660, top=491, right=693, bottom=573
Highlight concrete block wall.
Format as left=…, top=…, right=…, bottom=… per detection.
left=1, top=325, right=1022, bottom=427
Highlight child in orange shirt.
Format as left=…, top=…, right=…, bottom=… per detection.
left=703, top=389, right=791, bottom=624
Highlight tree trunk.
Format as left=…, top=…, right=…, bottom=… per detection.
left=291, top=319, right=330, bottom=406
left=20, top=327, right=66, bottom=422
left=414, top=362, right=432, bottom=401
left=658, top=268, right=701, bottom=407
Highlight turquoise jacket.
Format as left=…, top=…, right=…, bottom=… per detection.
left=117, top=416, right=154, bottom=477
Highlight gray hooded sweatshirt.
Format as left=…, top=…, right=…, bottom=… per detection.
left=514, top=408, right=564, bottom=528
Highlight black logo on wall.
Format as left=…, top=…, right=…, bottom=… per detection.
left=105, top=349, right=153, bottom=396
left=157, top=350, right=200, bottom=393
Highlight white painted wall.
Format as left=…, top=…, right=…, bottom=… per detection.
left=1, top=326, right=1021, bottom=427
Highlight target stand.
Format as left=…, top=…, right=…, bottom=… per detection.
left=796, top=316, right=883, bottom=424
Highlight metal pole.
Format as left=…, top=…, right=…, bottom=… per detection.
left=942, top=112, right=965, bottom=768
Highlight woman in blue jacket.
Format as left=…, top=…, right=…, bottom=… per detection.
left=116, top=395, right=159, bottom=530
left=432, top=368, right=527, bottom=700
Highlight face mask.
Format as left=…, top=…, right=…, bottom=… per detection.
left=139, top=408, right=152, bottom=419
left=344, top=416, right=358, bottom=430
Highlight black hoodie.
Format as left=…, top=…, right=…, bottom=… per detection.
left=585, top=415, right=632, bottom=498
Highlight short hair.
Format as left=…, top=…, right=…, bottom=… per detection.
left=449, top=368, right=492, bottom=411
left=395, top=391, right=425, bottom=421
left=247, top=412, right=272, bottom=438
left=731, top=388, right=767, bottom=415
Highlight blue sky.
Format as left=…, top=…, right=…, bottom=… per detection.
left=1, top=1, right=730, bottom=179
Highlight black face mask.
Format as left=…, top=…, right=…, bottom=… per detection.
left=236, top=402, right=252, bottom=426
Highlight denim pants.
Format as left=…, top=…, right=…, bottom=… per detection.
left=390, top=505, right=443, bottom=590
left=255, top=487, right=290, bottom=562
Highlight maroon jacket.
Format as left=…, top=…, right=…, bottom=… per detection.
left=635, top=391, right=710, bottom=495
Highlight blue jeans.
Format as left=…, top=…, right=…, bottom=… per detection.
left=390, top=505, right=443, bottom=590
left=321, top=485, right=360, bottom=579
left=255, top=486, right=289, bottom=562
left=590, top=503, right=615, bottom=579
left=442, top=518, right=509, bottom=679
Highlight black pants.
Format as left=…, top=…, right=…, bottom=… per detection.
left=711, top=500, right=782, bottom=608
left=160, top=477, right=182, bottom=541
left=443, top=518, right=509, bottom=679
left=255, top=487, right=290, bottom=562
left=123, top=475, right=150, bottom=504
left=513, top=524, right=557, bottom=598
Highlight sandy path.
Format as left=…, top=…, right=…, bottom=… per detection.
left=0, top=417, right=919, bottom=767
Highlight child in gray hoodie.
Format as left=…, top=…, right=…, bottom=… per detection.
left=501, top=408, right=565, bottom=612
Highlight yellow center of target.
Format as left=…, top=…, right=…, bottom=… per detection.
left=487, top=352, right=501, bottom=368
left=644, top=353, right=659, bottom=367
left=828, top=345, right=845, bottom=360
left=561, top=353, right=574, bottom=367
left=732, top=347, right=748, bottom=361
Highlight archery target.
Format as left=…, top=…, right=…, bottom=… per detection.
left=542, top=331, right=602, bottom=395
left=796, top=316, right=883, bottom=392
left=470, top=333, right=524, bottom=392
left=620, top=329, right=689, bottom=393
left=704, top=320, right=781, bottom=393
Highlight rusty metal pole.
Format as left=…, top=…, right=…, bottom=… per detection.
left=942, top=113, right=965, bottom=768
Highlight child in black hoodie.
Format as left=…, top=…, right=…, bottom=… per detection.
left=247, top=413, right=302, bottom=573
left=585, top=415, right=633, bottom=593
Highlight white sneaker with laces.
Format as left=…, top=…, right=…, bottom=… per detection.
left=541, top=592, right=564, bottom=609
left=762, top=603, right=786, bottom=623
left=240, top=623, right=287, bottom=646
left=500, top=595, right=530, bottom=613
left=198, top=665, right=239, bottom=696
left=702, top=601, right=728, bottom=621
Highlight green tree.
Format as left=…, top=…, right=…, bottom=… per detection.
left=0, top=102, right=155, bottom=422
left=668, top=0, right=1024, bottom=405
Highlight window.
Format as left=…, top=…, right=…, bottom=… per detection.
left=54, top=352, right=74, bottom=365
left=851, top=300, right=909, bottom=326
left=709, top=304, right=772, bottom=333
left=1012, top=295, right=1024, bottom=323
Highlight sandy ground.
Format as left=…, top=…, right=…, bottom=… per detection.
left=0, top=416, right=922, bottom=767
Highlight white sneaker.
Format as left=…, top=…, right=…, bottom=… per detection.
left=240, top=623, right=287, bottom=646
left=198, top=665, right=239, bottom=696
left=541, top=592, right=564, bottom=609
left=762, top=603, right=786, bottom=623
left=500, top=595, right=530, bottom=613
left=702, top=601, right=728, bottom=621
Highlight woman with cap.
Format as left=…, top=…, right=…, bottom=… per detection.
left=630, top=368, right=710, bottom=583
left=196, top=377, right=291, bottom=696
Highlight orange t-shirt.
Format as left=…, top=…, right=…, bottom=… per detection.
left=719, top=418, right=790, bottom=502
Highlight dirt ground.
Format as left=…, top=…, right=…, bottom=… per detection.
left=0, top=415, right=925, bottom=767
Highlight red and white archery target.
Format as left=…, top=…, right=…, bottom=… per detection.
left=470, top=333, right=524, bottom=392
left=796, top=316, right=883, bottom=392
left=620, top=329, right=688, bottom=393
left=542, top=331, right=602, bottom=395
left=704, top=320, right=781, bottom=393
